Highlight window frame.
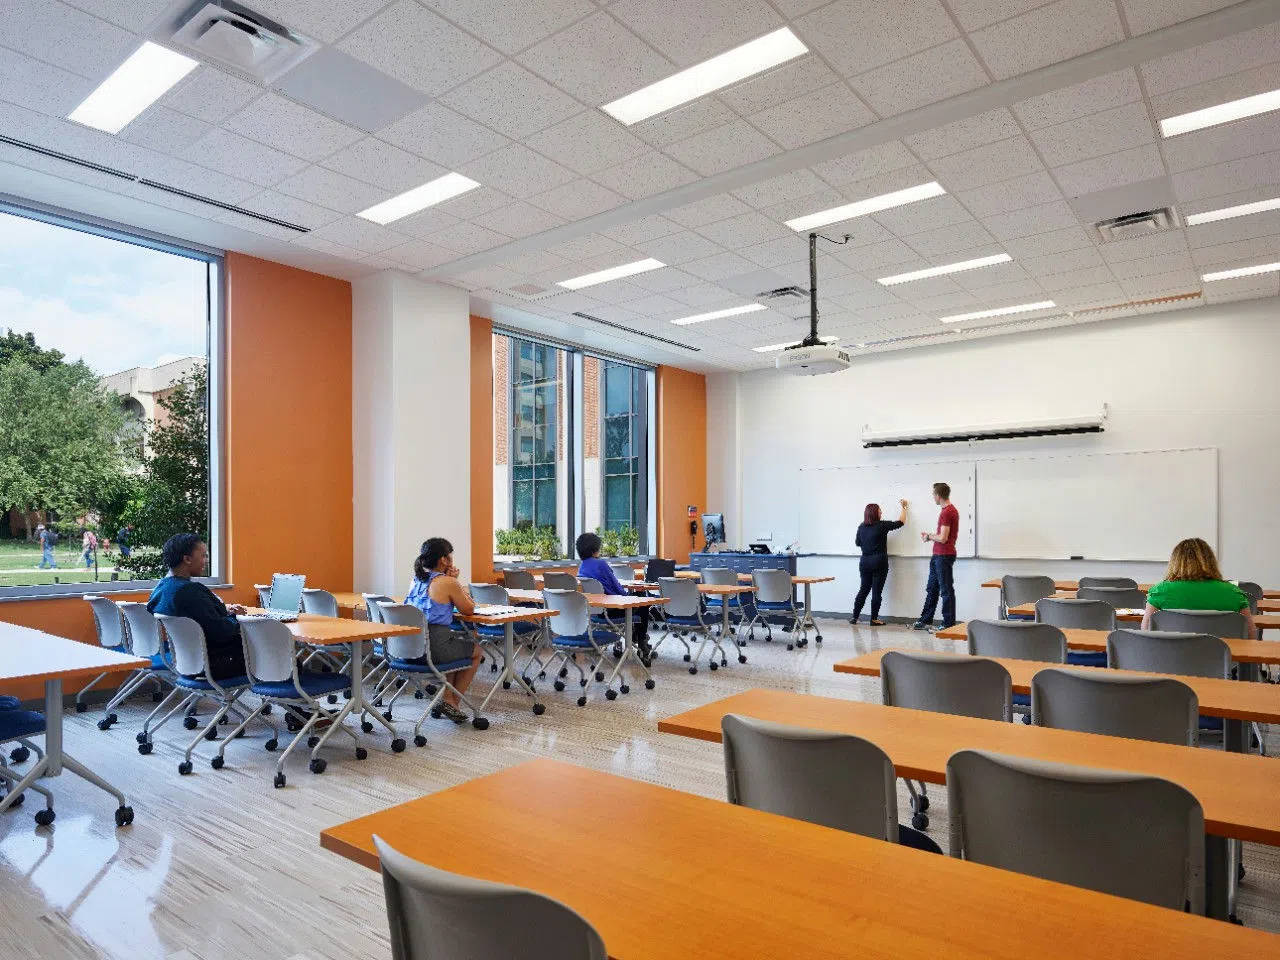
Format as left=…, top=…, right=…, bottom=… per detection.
left=0, top=197, right=225, bottom=602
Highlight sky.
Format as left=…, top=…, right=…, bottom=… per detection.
left=0, top=209, right=207, bottom=376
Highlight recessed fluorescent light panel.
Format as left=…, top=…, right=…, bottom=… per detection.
left=602, top=28, right=808, bottom=125
left=68, top=42, right=199, bottom=134
left=357, top=173, right=481, bottom=225
left=1186, top=197, right=1280, bottom=226
left=939, top=300, right=1056, bottom=323
left=878, top=253, right=1012, bottom=286
left=785, top=182, right=946, bottom=232
left=671, top=303, right=767, bottom=325
left=557, top=258, right=665, bottom=290
left=751, top=335, right=838, bottom=353
left=1159, top=88, right=1280, bottom=137
left=1201, top=262, right=1280, bottom=282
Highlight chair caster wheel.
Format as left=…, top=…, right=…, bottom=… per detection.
left=391, top=738, right=406, bottom=753
left=786, top=644, right=794, bottom=651
left=554, top=680, right=566, bottom=692
left=413, top=735, right=427, bottom=747
left=183, top=717, right=199, bottom=730
left=645, top=679, right=655, bottom=690
left=533, top=703, right=546, bottom=716
left=689, top=666, right=697, bottom=675
left=327, top=695, right=337, bottom=704
left=151, top=690, right=163, bottom=702
left=204, top=728, right=218, bottom=741
left=815, top=635, right=823, bottom=643
left=75, top=702, right=88, bottom=713
left=265, top=739, right=278, bottom=752
left=682, top=654, right=691, bottom=662
left=261, top=704, right=273, bottom=714
left=138, top=742, right=153, bottom=755
left=211, top=756, right=225, bottom=770
left=343, top=691, right=352, bottom=700
left=502, top=680, right=511, bottom=690
left=605, top=689, right=618, bottom=701
left=709, top=662, right=718, bottom=671
left=309, top=758, right=327, bottom=774
left=97, top=718, right=113, bottom=731
left=579, top=678, right=588, bottom=687
left=559, top=668, right=569, bottom=679
left=10, top=746, right=31, bottom=763
left=1239, top=862, right=1246, bottom=882
left=1229, top=915, right=1243, bottom=925
left=473, top=717, right=490, bottom=730
left=538, top=671, right=546, bottom=679
left=576, top=696, right=587, bottom=707
left=612, top=645, right=623, bottom=657
left=34, top=809, right=55, bottom=826
left=178, top=761, right=193, bottom=775
left=273, top=773, right=286, bottom=789
left=430, top=708, right=443, bottom=720
left=382, top=711, right=393, bottom=722
left=356, top=747, right=369, bottom=760
left=362, top=721, right=374, bottom=733
left=914, top=795, right=930, bottom=812
left=5, top=792, right=24, bottom=808
left=911, top=812, right=928, bottom=830
left=620, top=685, right=630, bottom=695
left=738, top=655, right=747, bottom=664
left=114, top=806, right=134, bottom=827
left=489, top=663, right=498, bottom=672
left=414, top=690, right=425, bottom=700
left=233, top=728, right=245, bottom=738
left=594, top=671, right=605, bottom=682
left=307, top=735, right=321, bottom=748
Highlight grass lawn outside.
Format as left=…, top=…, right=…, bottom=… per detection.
left=0, top=539, right=142, bottom=588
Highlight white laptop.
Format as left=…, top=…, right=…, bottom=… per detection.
left=261, top=573, right=305, bottom=622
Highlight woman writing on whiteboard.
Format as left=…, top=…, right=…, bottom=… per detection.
left=850, top=499, right=908, bottom=626
left=1141, top=537, right=1256, bottom=638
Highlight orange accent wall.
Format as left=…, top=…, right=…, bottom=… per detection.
left=655, top=366, right=707, bottom=564
left=470, top=315, right=496, bottom=587
left=0, top=252, right=353, bottom=701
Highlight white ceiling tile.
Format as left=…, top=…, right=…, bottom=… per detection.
left=877, top=275, right=965, bottom=299
left=629, top=267, right=702, bottom=293
left=665, top=193, right=753, bottom=228
left=949, top=260, right=1029, bottom=289
left=1036, top=264, right=1117, bottom=290
left=1140, top=22, right=1280, bottom=95
left=957, top=171, right=1064, bottom=217
left=433, top=186, right=512, bottom=221
left=337, top=0, right=502, bottom=96
left=664, top=119, right=781, bottom=176
left=1012, top=69, right=1143, bottom=131
left=117, top=105, right=211, bottom=154
left=747, top=82, right=875, bottom=150
left=970, top=278, right=1050, bottom=302
left=274, top=165, right=391, bottom=214
left=528, top=178, right=626, bottom=219
left=2, top=0, right=136, bottom=80
left=1185, top=209, right=1280, bottom=249
left=1030, top=102, right=1157, bottom=167
left=160, top=67, right=264, bottom=126
left=422, top=221, right=512, bottom=256
left=668, top=282, right=741, bottom=307
left=498, top=248, right=573, bottom=277
left=694, top=212, right=793, bottom=248
left=600, top=214, right=681, bottom=245
left=1097, top=230, right=1190, bottom=262
left=732, top=169, right=831, bottom=209
left=625, top=292, right=686, bottom=316
left=811, top=142, right=919, bottom=187
left=830, top=238, right=920, bottom=272
left=382, top=239, right=459, bottom=270
left=609, top=0, right=783, bottom=66
left=450, top=264, right=529, bottom=290
left=927, top=136, right=1043, bottom=191
left=871, top=194, right=973, bottom=237
left=524, top=110, right=649, bottom=175
left=1201, top=273, right=1279, bottom=302
left=901, top=220, right=999, bottom=258
left=1171, top=150, right=1280, bottom=204
left=1189, top=234, right=1280, bottom=267
left=0, top=45, right=96, bottom=117
left=908, top=291, right=983, bottom=315
left=62, top=0, right=171, bottom=29
left=440, top=62, right=582, bottom=141
left=984, top=199, right=1081, bottom=239
left=291, top=233, right=366, bottom=261
left=423, top=0, right=596, bottom=55
left=1017, top=244, right=1106, bottom=276
left=850, top=39, right=990, bottom=117
left=179, top=127, right=307, bottom=187
left=1004, top=226, right=1095, bottom=258
left=738, top=236, right=809, bottom=268
left=944, top=0, right=1056, bottom=31
left=1106, top=250, right=1195, bottom=279
left=306, top=216, right=413, bottom=255
left=1148, top=63, right=1280, bottom=126
left=545, top=234, right=632, bottom=261
left=1052, top=281, right=1126, bottom=306
left=241, top=189, right=345, bottom=230
left=1162, top=114, right=1280, bottom=175
left=379, top=103, right=510, bottom=168
left=580, top=279, right=650, bottom=304
left=633, top=230, right=725, bottom=264
left=631, top=98, right=740, bottom=148
left=224, top=92, right=364, bottom=162
left=759, top=184, right=846, bottom=222
left=1119, top=0, right=1239, bottom=35
left=518, top=11, right=675, bottom=105
left=1051, top=142, right=1167, bottom=195
left=471, top=200, right=568, bottom=238
left=462, top=143, right=577, bottom=198
left=246, top=0, right=390, bottom=42
left=592, top=151, right=698, bottom=199
left=904, top=109, right=1019, bottom=161
left=720, top=56, right=841, bottom=117
left=319, top=138, right=446, bottom=193
left=969, top=0, right=1124, bottom=81
left=795, top=0, right=958, bottom=77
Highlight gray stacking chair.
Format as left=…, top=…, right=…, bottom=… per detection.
left=543, top=571, right=580, bottom=591
left=1031, top=669, right=1198, bottom=746
left=721, top=714, right=941, bottom=854
left=378, top=603, right=484, bottom=733
left=78, top=596, right=132, bottom=719
left=1151, top=609, right=1249, bottom=639
left=746, top=568, right=807, bottom=649
left=1035, top=598, right=1116, bottom=631
left=1238, top=582, right=1263, bottom=616
left=1078, top=576, right=1138, bottom=589
left=655, top=577, right=727, bottom=673
left=112, top=601, right=175, bottom=725
left=1106, top=629, right=1231, bottom=679
left=880, top=650, right=1012, bottom=830
left=542, top=590, right=619, bottom=706
left=470, top=583, right=539, bottom=676
left=364, top=593, right=393, bottom=624
left=702, top=567, right=746, bottom=640
left=608, top=562, right=635, bottom=583
left=947, top=749, right=1204, bottom=914
left=967, top=619, right=1066, bottom=722
left=501, top=569, right=537, bottom=591
left=373, top=835, right=607, bottom=960
left=1075, top=586, right=1147, bottom=609
left=254, top=583, right=272, bottom=608
left=1000, top=575, right=1056, bottom=619
left=301, top=588, right=340, bottom=618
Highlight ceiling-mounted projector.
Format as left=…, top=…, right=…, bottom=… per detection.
left=775, top=230, right=852, bottom=376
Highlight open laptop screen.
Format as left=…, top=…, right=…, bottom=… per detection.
left=269, top=573, right=306, bottom=613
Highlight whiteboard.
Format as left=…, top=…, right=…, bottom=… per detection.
left=798, top=461, right=977, bottom=557
left=976, top=448, right=1218, bottom=561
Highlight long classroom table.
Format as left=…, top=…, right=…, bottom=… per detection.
left=658, top=688, right=1280, bottom=921
left=320, top=758, right=1277, bottom=959
left=981, top=579, right=1280, bottom=600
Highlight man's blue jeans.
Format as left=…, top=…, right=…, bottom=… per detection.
left=918, top=555, right=956, bottom=627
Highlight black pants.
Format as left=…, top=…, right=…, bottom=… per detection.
left=204, top=644, right=248, bottom=681
left=604, top=606, right=651, bottom=651
left=853, top=554, right=889, bottom=621
left=918, top=554, right=957, bottom=627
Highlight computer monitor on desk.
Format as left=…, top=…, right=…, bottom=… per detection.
left=702, top=513, right=725, bottom=550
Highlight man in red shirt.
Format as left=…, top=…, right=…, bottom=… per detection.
left=913, top=482, right=959, bottom=630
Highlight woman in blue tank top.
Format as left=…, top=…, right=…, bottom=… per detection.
left=405, top=537, right=480, bottom=723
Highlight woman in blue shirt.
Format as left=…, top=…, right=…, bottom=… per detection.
left=405, top=537, right=481, bottom=724
left=576, top=532, right=652, bottom=662
left=851, top=500, right=908, bottom=626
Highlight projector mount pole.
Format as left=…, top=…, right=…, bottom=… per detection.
left=802, top=231, right=853, bottom=347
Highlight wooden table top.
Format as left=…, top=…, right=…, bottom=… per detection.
left=982, top=579, right=1279, bottom=599
left=504, top=588, right=668, bottom=610
left=658, top=690, right=1280, bottom=846
left=319, top=758, right=1273, bottom=960
left=455, top=607, right=557, bottom=625
left=1008, top=602, right=1145, bottom=620
left=834, top=649, right=1280, bottom=723
left=935, top=623, right=1280, bottom=663
left=243, top=610, right=418, bottom=646
left=0, top=622, right=147, bottom=684
left=733, top=573, right=835, bottom=584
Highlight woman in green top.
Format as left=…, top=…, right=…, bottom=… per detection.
left=1141, top=537, right=1256, bottom=638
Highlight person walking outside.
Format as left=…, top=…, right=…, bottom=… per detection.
left=913, top=482, right=959, bottom=631
left=850, top=499, right=908, bottom=626
left=82, top=528, right=98, bottom=569
left=117, top=524, right=133, bottom=560
left=37, top=523, right=57, bottom=569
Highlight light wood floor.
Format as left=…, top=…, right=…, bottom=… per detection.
left=1, top=620, right=1278, bottom=959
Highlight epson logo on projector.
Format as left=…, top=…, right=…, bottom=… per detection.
left=776, top=345, right=850, bottom=376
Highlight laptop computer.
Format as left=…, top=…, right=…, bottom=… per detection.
left=748, top=543, right=772, bottom=554
left=262, top=573, right=305, bottom=622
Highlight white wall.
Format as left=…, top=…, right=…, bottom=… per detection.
left=708, top=298, right=1280, bottom=620
left=353, top=272, right=471, bottom=595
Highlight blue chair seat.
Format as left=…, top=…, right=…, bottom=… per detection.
left=552, top=629, right=618, bottom=648
left=175, top=674, right=249, bottom=691
left=251, top=672, right=351, bottom=699
left=0, top=710, right=46, bottom=740
left=1013, top=693, right=1031, bottom=709
left=475, top=621, right=538, bottom=638
left=1066, top=651, right=1108, bottom=668
left=145, top=653, right=170, bottom=670
left=388, top=657, right=474, bottom=674
left=0, top=696, right=21, bottom=711
left=663, top=614, right=705, bottom=626
left=703, top=597, right=741, bottom=608
left=754, top=600, right=793, bottom=611
left=1007, top=613, right=1035, bottom=621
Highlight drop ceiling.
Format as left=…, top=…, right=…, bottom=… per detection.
left=2, top=0, right=1279, bottom=371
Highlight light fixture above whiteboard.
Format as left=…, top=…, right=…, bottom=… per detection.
left=861, top=409, right=1107, bottom=448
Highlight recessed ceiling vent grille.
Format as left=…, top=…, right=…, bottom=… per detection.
left=168, top=1, right=317, bottom=82
left=571, top=312, right=700, bottom=352
left=1091, top=207, right=1177, bottom=243
left=755, top=285, right=808, bottom=301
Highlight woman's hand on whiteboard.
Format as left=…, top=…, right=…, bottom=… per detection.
left=899, top=499, right=909, bottom=508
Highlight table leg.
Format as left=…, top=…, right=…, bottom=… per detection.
left=44, top=677, right=63, bottom=776
left=477, top=623, right=545, bottom=716
left=603, top=606, right=652, bottom=695
left=314, top=640, right=402, bottom=755
left=1205, top=834, right=1237, bottom=922
left=803, top=583, right=822, bottom=643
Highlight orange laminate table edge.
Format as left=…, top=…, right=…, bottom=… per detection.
left=243, top=610, right=417, bottom=646
left=319, top=758, right=1276, bottom=960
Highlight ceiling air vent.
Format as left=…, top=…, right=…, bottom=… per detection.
left=169, top=1, right=317, bottom=82
left=755, top=285, right=808, bottom=301
left=1091, top=208, right=1177, bottom=243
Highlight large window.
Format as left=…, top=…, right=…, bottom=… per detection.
left=0, top=203, right=219, bottom=595
left=510, top=339, right=564, bottom=531
left=595, top=361, right=647, bottom=536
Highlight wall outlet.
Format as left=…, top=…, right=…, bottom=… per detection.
left=756, top=532, right=772, bottom=541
